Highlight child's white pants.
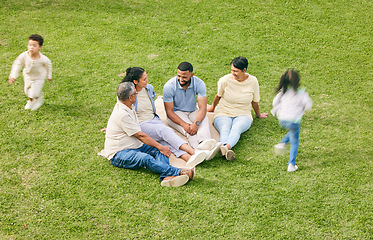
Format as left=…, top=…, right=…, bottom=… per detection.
left=24, top=75, right=45, bottom=99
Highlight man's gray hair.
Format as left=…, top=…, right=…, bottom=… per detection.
left=117, top=82, right=135, bottom=101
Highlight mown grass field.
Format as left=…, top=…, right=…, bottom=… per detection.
left=0, top=0, right=372, bottom=239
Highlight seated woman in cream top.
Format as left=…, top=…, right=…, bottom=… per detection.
left=208, top=57, right=268, bottom=160
left=121, top=67, right=206, bottom=168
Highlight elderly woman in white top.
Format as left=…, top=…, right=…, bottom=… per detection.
left=208, top=57, right=268, bottom=160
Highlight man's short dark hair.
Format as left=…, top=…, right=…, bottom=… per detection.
left=29, top=34, right=44, bottom=46
left=231, top=57, right=248, bottom=70
left=178, top=62, right=193, bottom=72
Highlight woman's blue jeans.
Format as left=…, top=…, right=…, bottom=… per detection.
left=213, top=115, right=253, bottom=148
left=279, top=120, right=300, bottom=165
left=110, top=144, right=181, bottom=181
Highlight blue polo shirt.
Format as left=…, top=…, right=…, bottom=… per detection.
left=163, top=76, right=207, bottom=112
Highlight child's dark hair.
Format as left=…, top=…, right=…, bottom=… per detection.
left=275, top=69, right=300, bottom=93
left=29, top=34, right=44, bottom=46
left=121, top=67, right=145, bottom=83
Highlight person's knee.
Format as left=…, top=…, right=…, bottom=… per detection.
left=231, top=123, right=250, bottom=135
left=129, top=155, right=154, bottom=169
left=159, top=125, right=174, bottom=136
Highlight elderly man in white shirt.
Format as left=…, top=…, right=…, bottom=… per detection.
left=99, top=82, right=193, bottom=187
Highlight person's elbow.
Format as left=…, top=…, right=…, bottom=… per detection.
left=164, top=103, right=174, bottom=115
left=134, top=131, right=146, bottom=141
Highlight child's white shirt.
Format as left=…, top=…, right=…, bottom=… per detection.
left=271, top=88, right=312, bottom=123
left=10, top=51, right=52, bottom=81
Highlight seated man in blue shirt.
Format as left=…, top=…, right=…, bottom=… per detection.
left=163, top=62, right=222, bottom=160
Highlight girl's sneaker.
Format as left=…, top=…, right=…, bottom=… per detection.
left=287, top=163, right=298, bottom=172
left=274, top=143, right=287, bottom=155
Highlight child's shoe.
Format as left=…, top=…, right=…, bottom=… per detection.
left=287, top=163, right=298, bottom=172
left=274, top=143, right=287, bottom=155
left=24, top=100, right=33, bottom=110
left=31, top=96, right=44, bottom=111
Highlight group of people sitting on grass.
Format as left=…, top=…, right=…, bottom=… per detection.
left=97, top=57, right=311, bottom=187
left=98, top=57, right=269, bottom=187
left=8, top=36, right=312, bottom=188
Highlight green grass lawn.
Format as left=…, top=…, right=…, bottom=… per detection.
left=1, top=0, right=372, bottom=239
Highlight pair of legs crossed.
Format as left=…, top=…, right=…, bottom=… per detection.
left=166, top=110, right=212, bottom=149
left=140, top=117, right=197, bottom=162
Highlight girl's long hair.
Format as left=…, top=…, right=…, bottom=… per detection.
left=275, top=69, right=300, bottom=93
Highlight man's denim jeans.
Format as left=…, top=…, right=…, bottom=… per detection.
left=110, top=144, right=180, bottom=180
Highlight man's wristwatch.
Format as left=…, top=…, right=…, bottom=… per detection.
left=194, top=121, right=200, bottom=126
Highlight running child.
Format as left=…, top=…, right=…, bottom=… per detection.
left=271, top=69, right=312, bottom=172
left=9, top=34, right=52, bottom=111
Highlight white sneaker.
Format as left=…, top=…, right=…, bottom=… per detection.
left=31, top=96, right=44, bottom=111
left=274, top=143, right=287, bottom=155
left=197, top=139, right=216, bottom=151
left=24, top=100, right=33, bottom=110
left=186, top=152, right=206, bottom=167
left=205, top=142, right=223, bottom=160
left=161, top=175, right=189, bottom=187
left=287, top=164, right=298, bottom=172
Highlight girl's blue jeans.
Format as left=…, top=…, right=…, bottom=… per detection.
left=213, top=115, right=252, bottom=148
left=279, top=120, right=300, bottom=165
left=110, top=144, right=181, bottom=181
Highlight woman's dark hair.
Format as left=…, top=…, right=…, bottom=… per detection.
left=121, top=67, right=145, bottom=83
left=231, top=56, right=248, bottom=70
left=275, top=69, right=300, bottom=93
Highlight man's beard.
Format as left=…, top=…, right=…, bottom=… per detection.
left=179, top=79, right=191, bottom=87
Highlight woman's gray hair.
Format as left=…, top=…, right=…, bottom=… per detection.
left=117, top=82, right=135, bottom=102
